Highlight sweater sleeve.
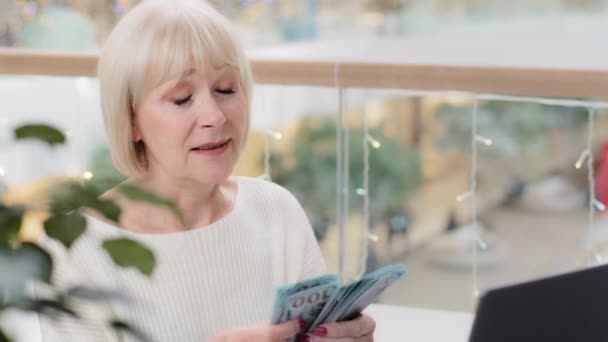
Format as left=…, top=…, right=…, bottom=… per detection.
left=35, top=234, right=116, bottom=342
left=278, top=186, right=327, bottom=283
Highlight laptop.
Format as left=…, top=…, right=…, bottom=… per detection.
left=469, top=263, right=608, bottom=342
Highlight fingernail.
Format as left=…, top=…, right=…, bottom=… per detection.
left=298, top=319, right=307, bottom=330
left=312, top=327, right=327, bottom=336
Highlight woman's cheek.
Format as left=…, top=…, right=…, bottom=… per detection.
left=230, top=94, right=248, bottom=120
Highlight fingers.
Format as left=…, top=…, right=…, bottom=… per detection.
left=310, top=314, right=376, bottom=338
left=270, top=319, right=306, bottom=340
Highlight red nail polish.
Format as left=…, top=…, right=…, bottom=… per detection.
left=298, top=319, right=307, bottom=330
left=296, top=335, right=310, bottom=342
left=312, top=327, right=328, bottom=336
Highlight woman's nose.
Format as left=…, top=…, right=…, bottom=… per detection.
left=195, top=95, right=226, bottom=128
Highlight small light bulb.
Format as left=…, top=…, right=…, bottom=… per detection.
left=356, top=188, right=366, bottom=196
left=594, top=200, right=606, bottom=212
left=366, top=135, right=381, bottom=149
left=595, top=253, right=604, bottom=262
left=0, top=168, right=4, bottom=176
left=82, top=171, right=93, bottom=180
left=473, top=288, right=480, bottom=298
left=266, top=130, right=282, bottom=140
left=475, top=136, right=493, bottom=146
left=575, top=150, right=589, bottom=169
left=457, top=192, right=472, bottom=202
left=369, top=234, right=379, bottom=242
left=478, top=239, right=488, bottom=250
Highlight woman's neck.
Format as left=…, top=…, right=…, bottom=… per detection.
left=109, top=174, right=236, bottom=234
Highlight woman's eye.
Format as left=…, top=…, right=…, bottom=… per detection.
left=173, top=95, right=192, bottom=106
left=216, top=88, right=236, bottom=95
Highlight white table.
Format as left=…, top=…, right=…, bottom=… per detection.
left=365, top=304, right=474, bottom=342
left=2, top=305, right=473, bottom=342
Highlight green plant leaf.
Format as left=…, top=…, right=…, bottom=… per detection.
left=102, top=238, right=155, bottom=277
left=66, top=285, right=129, bottom=304
left=14, top=124, right=66, bottom=146
left=0, top=243, right=52, bottom=303
left=83, top=176, right=123, bottom=197
left=0, top=205, right=24, bottom=247
left=23, top=298, right=79, bottom=318
left=87, top=198, right=121, bottom=223
left=49, top=181, right=85, bottom=214
left=110, top=320, right=152, bottom=342
left=50, top=179, right=122, bottom=223
left=118, top=185, right=183, bottom=224
left=0, top=327, right=11, bottom=342
left=43, top=212, right=86, bottom=249
left=80, top=181, right=121, bottom=222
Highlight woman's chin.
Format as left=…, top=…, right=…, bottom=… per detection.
left=195, top=168, right=233, bottom=185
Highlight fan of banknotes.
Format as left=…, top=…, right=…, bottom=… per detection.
left=271, top=263, right=406, bottom=340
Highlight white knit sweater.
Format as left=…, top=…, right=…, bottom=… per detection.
left=37, top=177, right=326, bottom=342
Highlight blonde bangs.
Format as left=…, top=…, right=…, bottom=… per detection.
left=131, top=3, right=241, bottom=109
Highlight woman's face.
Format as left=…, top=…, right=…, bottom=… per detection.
left=133, top=66, right=247, bottom=184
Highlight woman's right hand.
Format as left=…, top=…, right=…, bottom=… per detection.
left=209, top=319, right=306, bottom=342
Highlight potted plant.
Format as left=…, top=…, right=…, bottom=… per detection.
left=270, top=117, right=422, bottom=242
left=0, top=124, right=180, bottom=342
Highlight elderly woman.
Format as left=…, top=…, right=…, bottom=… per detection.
left=38, top=0, right=376, bottom=341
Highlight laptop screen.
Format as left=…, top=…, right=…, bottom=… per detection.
left=469, top=263, right=608, bottom=342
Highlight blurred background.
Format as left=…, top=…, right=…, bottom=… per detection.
left=2, top=0, right=608, bottom=316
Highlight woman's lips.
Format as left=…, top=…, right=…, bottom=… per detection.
left=190, top=139, right=231, bottom=156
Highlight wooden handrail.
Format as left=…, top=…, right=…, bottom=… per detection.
left=1, top=47, right=607, bottom=99
left=0, top=48, right=98, bottom=77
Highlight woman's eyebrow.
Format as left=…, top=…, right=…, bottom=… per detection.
left=216, top=66, right=240, bottom=80
left=158, top=69, right=197, bottom=91
left=174, top=68, right=198, bottom=82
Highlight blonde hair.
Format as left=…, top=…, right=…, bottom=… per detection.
left=98, top=0, right=253, bottom=178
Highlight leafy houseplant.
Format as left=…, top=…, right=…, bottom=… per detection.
left=0, top=124, right=181, bottom=342
left=270, top=117, right=422, bottom=241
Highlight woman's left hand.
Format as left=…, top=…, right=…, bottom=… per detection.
left=299, top=313, right=375, bottom=342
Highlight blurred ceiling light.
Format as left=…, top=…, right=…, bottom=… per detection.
left=82, top=171, right=93, bottom=180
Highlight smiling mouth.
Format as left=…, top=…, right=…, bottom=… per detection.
left=191, top=139, right=231, bottom=151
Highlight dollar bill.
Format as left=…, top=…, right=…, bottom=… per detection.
left=280, top=282, right=339, bottom=341
left=309, top=277, right=374, bottom=328
left=315, top=265, right=404, bottom=325
left=271, top=263, right=406, bottom=336
left=271, top=274, right=339, bottom=324
left=336, top=264, right=406, bottom=322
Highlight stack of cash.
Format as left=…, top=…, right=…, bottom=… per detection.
left=271, top=264, right=406, bottom=339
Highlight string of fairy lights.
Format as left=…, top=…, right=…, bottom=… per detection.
left=1, top=69, right=606, bottom=299
left=258, top=83, right=608, bottom=297
left=577, top=108, right=606, bottom=264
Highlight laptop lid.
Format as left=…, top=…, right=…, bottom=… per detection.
left=469, top=262, right=608, bottom=342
